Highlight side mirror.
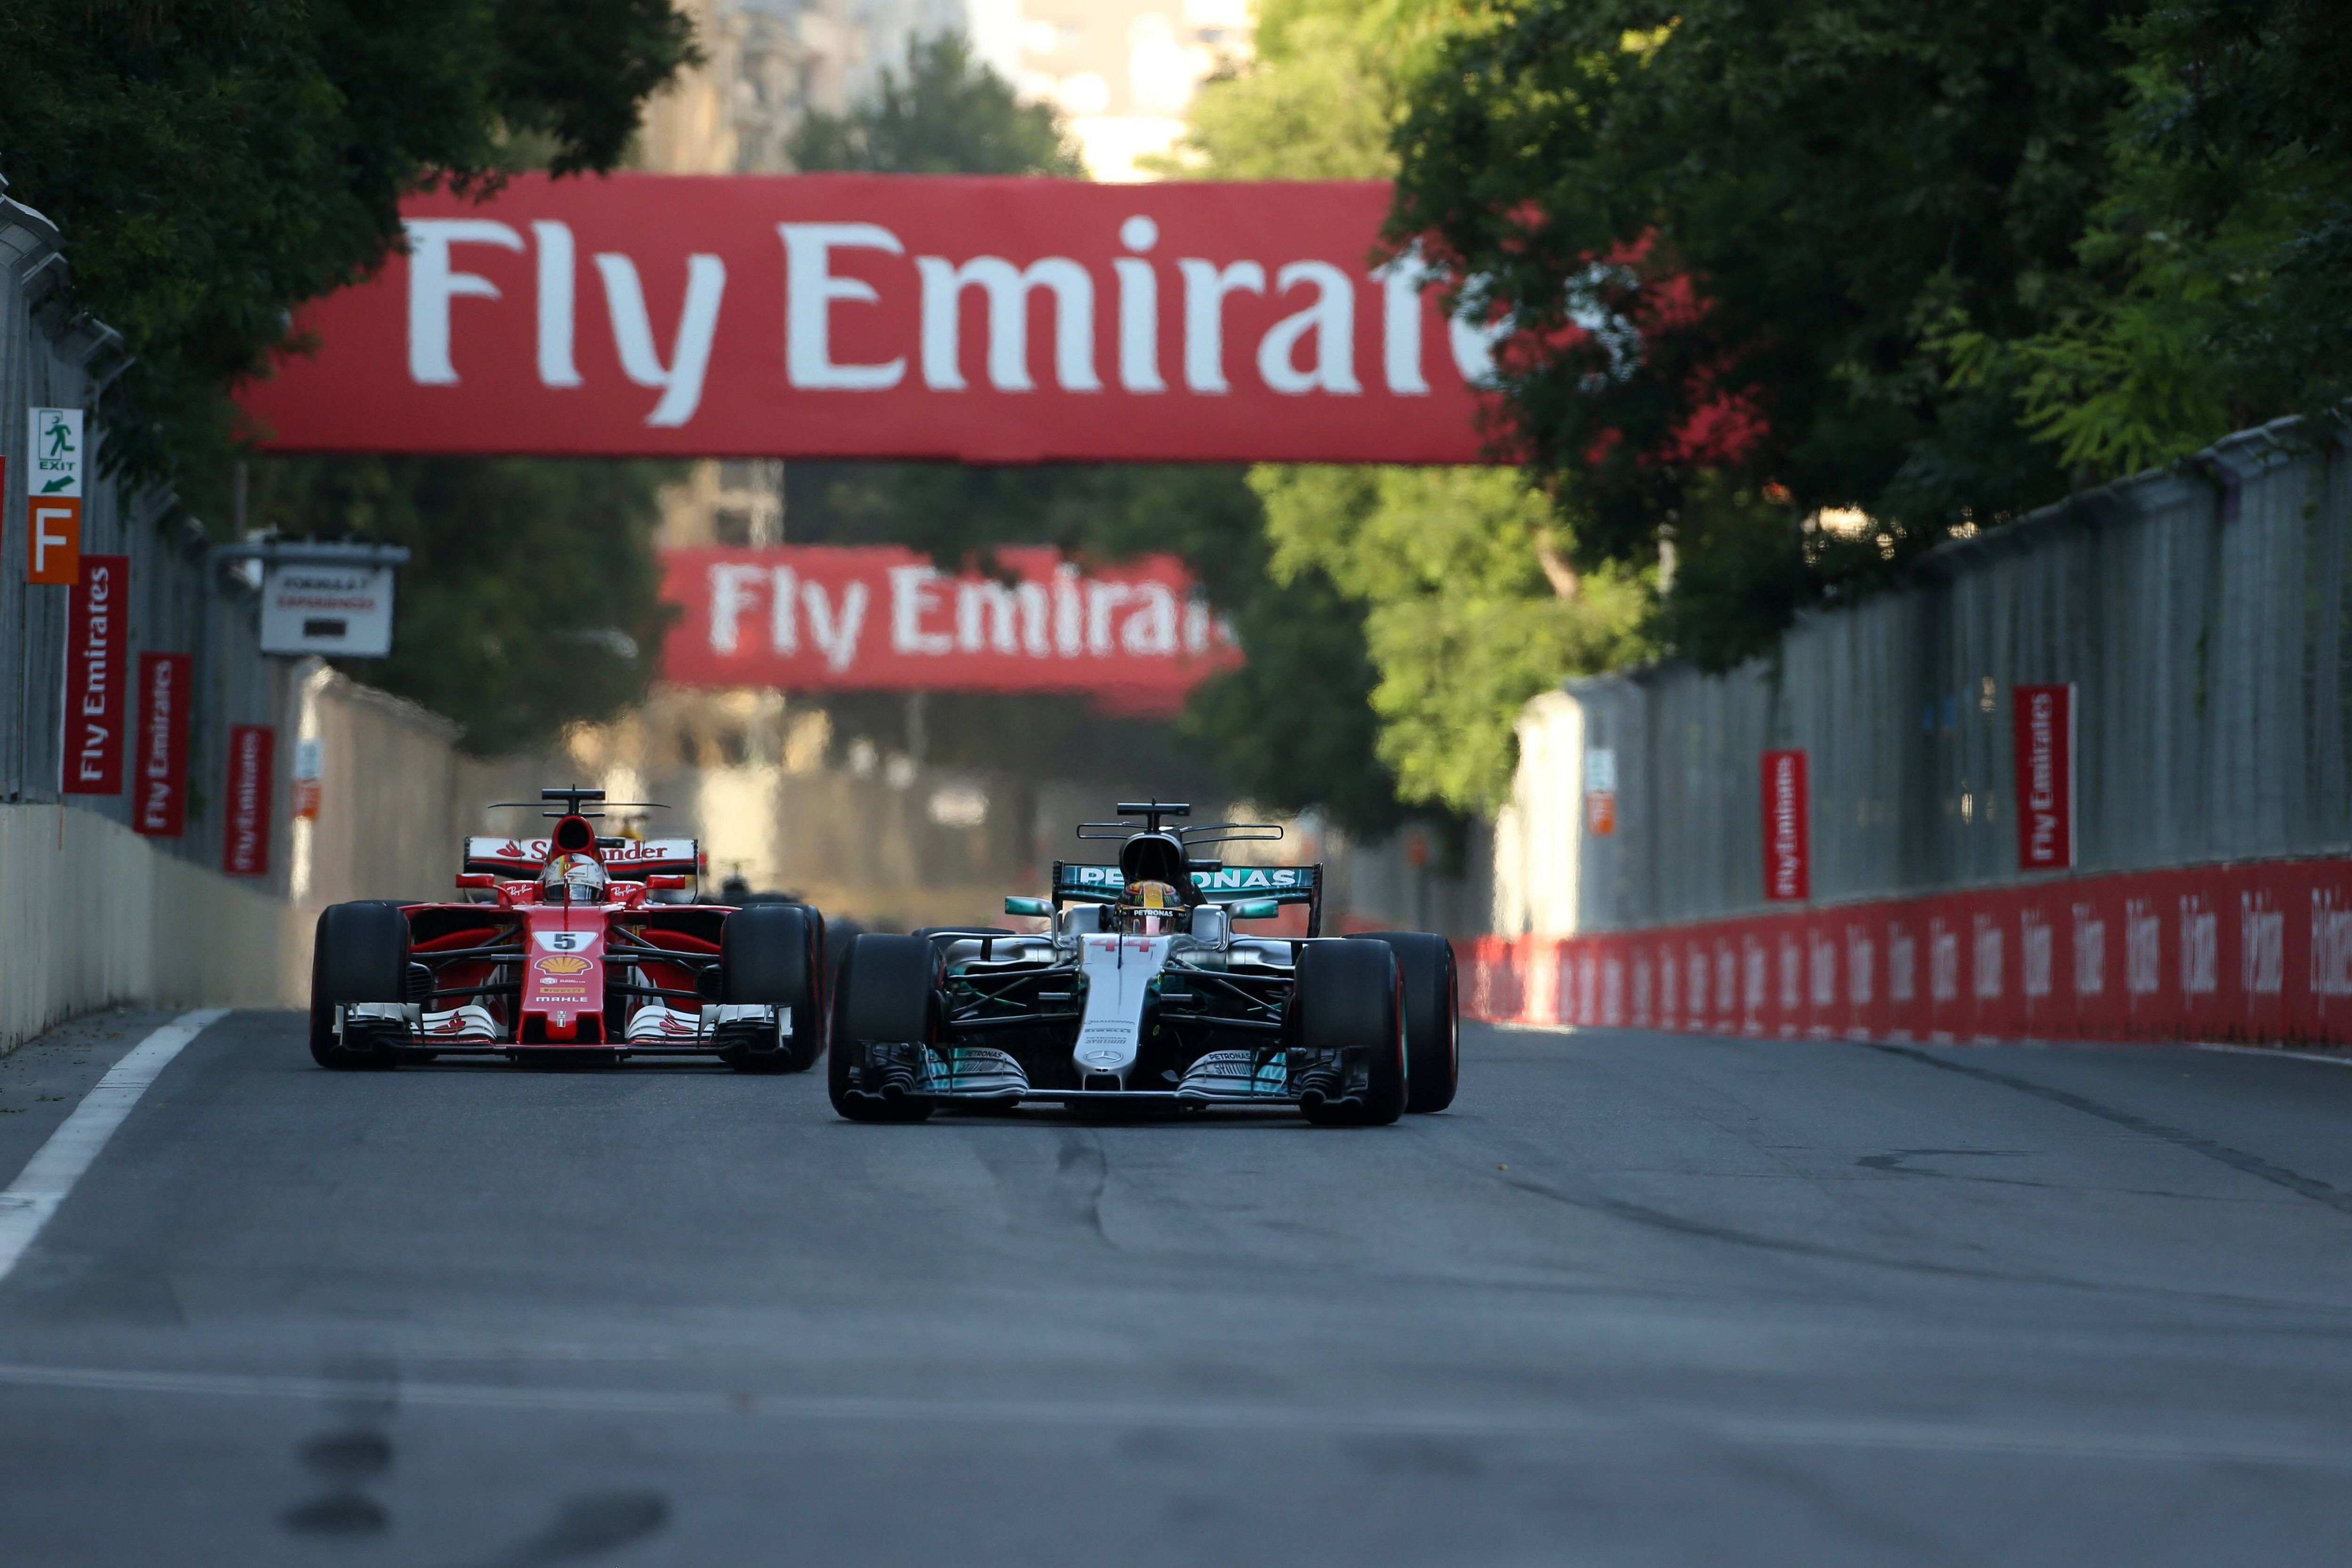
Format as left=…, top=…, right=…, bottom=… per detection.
left=1228, top=899, right=1280, bottom=921
left=1004, top=895, right=1053, bottom=918
left=647, top=874, right=690, bottom=891
left=455, top=872, right=495, bottom=891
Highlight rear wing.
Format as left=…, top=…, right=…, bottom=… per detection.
left=464, top=836, right=700, bottom=877
left=1053, top=861, right=1322, bottom=936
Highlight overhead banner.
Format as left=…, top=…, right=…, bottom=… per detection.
left=223, top=724, right=274, bottom=877
left=662, top=545, right=1239, bottom=715
left=134, top=653, right=192, bottom=836
left=237, top=174, right=1494, bottom=465
left=2013, top=682, right=2077, bottom=870
left=1762, top=749, right=1811, bottom=902
left=62, top=553, right=128, bottom=795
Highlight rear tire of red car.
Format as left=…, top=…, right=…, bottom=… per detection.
left=1356, top=932, right=1459, bottom=1114
left=718, top=903, right=825, bottom=1074
left=828, top=934, right=937, bottom=1122
left=309, top=901, right=411, bottom=1070
left=1292, top=938, right=1406, bottom=1126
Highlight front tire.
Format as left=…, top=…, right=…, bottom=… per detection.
left=1357, top=932, right=1459, bottom=1114
left=308, top=902, right=411, bottom=1070
left=717, top=903, right=825, bottom=1074
left=827, top=934, right=937, bottom=1122
left=1290, top=938, right=1406, bottom=1126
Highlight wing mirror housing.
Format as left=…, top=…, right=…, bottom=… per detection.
left=1228, top=898, right=1280, bottom=921
left=1005, top=895, right=1053, bottom=918
left=455, top=872, right=496, bottom=891
left=647, top=874, right=691, bottom=891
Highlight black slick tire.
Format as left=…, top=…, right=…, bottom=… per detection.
left=309, top=901, right=412, bottom=1069
left=1357, top=931, right=1459, bottom=1113
left=717, top=903, right=825, bottom=1074
left=1291, top=938, right=1406, bottom=1126
left=827, top=933, right=937, bottom=1122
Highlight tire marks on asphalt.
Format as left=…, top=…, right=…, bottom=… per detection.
left=1868, top=1043, right=2352, bottom=1219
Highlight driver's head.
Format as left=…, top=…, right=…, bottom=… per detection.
left=539, top=852, right=609, bottom=905
left=1118, top=879, right=1184, bottom=936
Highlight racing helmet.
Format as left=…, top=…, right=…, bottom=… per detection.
left=1116, top=879, right=1186, bottom=936
left=539, top=852, right=609, bottom=905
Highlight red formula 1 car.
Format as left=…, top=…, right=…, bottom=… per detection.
left=307, top=788, right=825, bottom=1072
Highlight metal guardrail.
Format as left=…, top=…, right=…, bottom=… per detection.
left=0, top=187, right=288, bottom=888
left=1556, top=420, right=2352, bottom=931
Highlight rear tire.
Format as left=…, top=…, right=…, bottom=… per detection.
left=1290, top=938, right=1406, bottom=1125
left=1358, top=932, right=1459, bottom=1114
left=718, top=903, right=825, bottom=1074
left=308, top=902, right=411, bottom=1070
left=828, top=934, right=937, bottom=1122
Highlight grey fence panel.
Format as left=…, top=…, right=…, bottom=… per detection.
left=1565, top=420, right=2352, bottom=932
left=0, top=193, right=289, bottom=888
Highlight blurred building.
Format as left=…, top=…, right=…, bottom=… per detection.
left=998, top=0, right=1252, bottom=180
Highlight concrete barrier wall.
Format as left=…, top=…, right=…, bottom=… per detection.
left=0, top=665, right=552, bottom=1056
left=0, top=802, right=290, bottom=1051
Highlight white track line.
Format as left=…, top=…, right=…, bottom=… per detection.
left=0, top=1009, right=227, bottom=1283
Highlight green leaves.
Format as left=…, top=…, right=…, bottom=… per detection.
left=788, top=35, right=1080, bottom=176
left=0, top=0, right=695, bottom=494
left=1252, top=465, right=1650, bottom=813
left=1391, top=0, right=2134, bottom=651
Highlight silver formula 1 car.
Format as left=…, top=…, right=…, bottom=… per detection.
left=827, top=802, right=1458, bottom=1124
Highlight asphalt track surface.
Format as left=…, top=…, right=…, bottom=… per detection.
left=9, top=1012, right=2352, bottom=1564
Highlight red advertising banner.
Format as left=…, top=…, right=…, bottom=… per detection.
left=133, top=653, right=192, bottom=836
left=61, top=554, right=128, bottom=794
left=223, top=724, right=274, bottom=877
left=1762, top=749, right=1810, bottom=901
left=661, top=546, right=1240, bottom=715
left=1460, top=854, right=2352, bottom=1050
left=236, top=175, right=1494, bottom=465
left=2013, top=682, right=2076, bottom=870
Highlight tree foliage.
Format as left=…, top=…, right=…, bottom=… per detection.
left=1943, top=1, right=2352, bottom=476
left=0, top=0, right=695, bottom=494
left=1391, top=0, right=2139, bottom=667
left=790, top=35, right=1081, bottom=176
left=1254, top=466, right=1648, bottom=813
left=1167, top=0, right=1651, bottom=816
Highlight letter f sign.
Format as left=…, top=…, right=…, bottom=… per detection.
left=27, top=497, right=79, bottom=585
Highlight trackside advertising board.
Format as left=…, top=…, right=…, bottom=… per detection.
left=237, top=175, right=1495, bottom=465
left=664, top=545, right=1239, bottom=715
left=1462, top=855, right=2352, bottom=1049
left=1762, top=750, right=1810, bottom=902
left=2013, top=683, right=2076, bottom=870
left=62, top=554, right=128, bottom=795
left=133, top=653, right=191, bottom=836
left=223, top=725, right=273, bottom=876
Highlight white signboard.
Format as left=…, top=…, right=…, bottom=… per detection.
left=30, top=407, right=83, bottom=498
left=260, top=564, right=395, bottom=656
left=1584, top=747, right=1617, bottom=793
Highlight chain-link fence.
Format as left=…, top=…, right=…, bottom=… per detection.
left=0, top=188, right=290, bottom=886
left=1528, top=419, right=2352, bottom=933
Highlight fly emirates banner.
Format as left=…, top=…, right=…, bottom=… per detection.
left=239, top=175, right=1496, bottom=463
left=663, top=546, right=1240, bottom=715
